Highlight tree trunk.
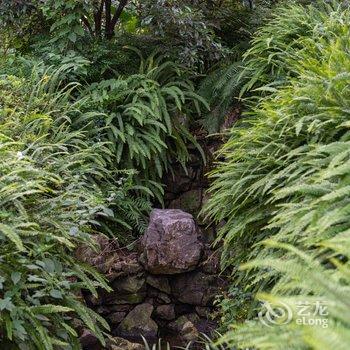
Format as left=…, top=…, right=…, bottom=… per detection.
left=105, top=0, right=112, bottom=38
left=94, top=0, right=105, bottom=38
left=106, top=0, right=128, bottom=39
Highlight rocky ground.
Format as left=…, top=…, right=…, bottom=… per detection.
left=75, top=131, right=233, bottom=349
left=77, top=208, right=226, bottom=349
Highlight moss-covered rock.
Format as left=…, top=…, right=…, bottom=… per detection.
left=117, top=303, right=158, bottom=340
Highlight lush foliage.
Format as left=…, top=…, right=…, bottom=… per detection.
left=0, top=60, right=152, bottom=348
left=198, top=61, right=242, bottom=132
left=197, top=0, right=284, bottom=132
left=0, top=0, right=43, bottom=54
left=78, top=50, right=208, bottom=200
left=204, top=1, right=350, bottom=348
left=39, top=0, right=132, bottom=49
left=139, top=0, right=225, bottom=70
left=2, top=0, right=339, bottom=348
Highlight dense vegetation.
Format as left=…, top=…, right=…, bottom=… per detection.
left=0, top=0, right=349, bottom=349
left=0, top=65, right=115, bottom=348
left=204, top=1, right=350, bottom=349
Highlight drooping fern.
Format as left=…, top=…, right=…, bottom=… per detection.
left=198, top=1, right=342, bottom=133
left=203, top=1, right=350, bottom=341
left=77, top=50, right=208, bottom=201
left=217, top=236, right=350, bottom=350
left=0, top=61, right=150, bottom=348
left=198, top=61, right=243, bottom=133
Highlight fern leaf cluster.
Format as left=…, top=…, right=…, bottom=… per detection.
left=78, top=50, right=208, bottom=201
left=204, top=1, right=350, bottom=348
left=0, top=62, right=149, bottom=348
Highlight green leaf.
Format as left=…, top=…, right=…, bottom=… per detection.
left=49, top=289, right=63, bottom=299
left=11, top=272, right=21, bottom=285
left=30, top=305, right=73, bottom=314
left=0, top=297, right=15, bottom=311
left=0, top=223, right=24, bottom=251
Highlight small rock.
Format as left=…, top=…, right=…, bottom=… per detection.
left=155, top=305, right=176, bottom=320
left=156, top=292, right=171, bottom=304
left=168, top=315, right=199, bottom=342
left=118, top=303, right=158, bottom=340
left=181, top=321, right=199, bottom=342
left=112, top=273, right=146, bottom=295
left=146, top=275, right=171, bottom=294
left=147, top=287, right=171, bottom=303
left=107, top=311, right=127, bottom=325
left=147, top=287, right=172, bottom=304
left=92, top=273, right=147, bottom=305
left=171, top=271, right=222, bottom=306
left=168, top=314, right=199, bottom=331
left=142, top=209, right=203, bottom=274
left=79, top=329, right=99, bottom=350
left=107, top=337, right=144, bottom=350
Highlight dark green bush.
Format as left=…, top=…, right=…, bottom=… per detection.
left=77, top=51, right=208, bottom=201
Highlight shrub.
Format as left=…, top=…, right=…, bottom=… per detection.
left=204, top=1, right=350, bottom=342
left=139, top=0, right=226, bottom=71
left=0, top=61, right=149, bottom=348
left=78, top=50, right=208, bottom=201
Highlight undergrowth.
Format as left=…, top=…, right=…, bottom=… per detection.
left=0, top=61, right=150, bottom=348
left=76, top=49, right=208, bottom=202
left=204, top=1, right=350, bottom=348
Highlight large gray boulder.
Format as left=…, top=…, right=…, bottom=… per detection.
left=141, top=209, right=202, bottom=274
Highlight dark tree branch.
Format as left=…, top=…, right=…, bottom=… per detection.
left=107, top=0, right=128, bottom=39
left=105, top=0, right=112, bottom=38
left=94, top=0, right=105, bottom=37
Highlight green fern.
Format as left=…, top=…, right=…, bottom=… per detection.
left=199, top=61, right=243, bottom=133
left=0, top=61, right=150, bottom=348
left=203, top=2, right=350, bottom=346
left=77, top=51, right=208, bottom=201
